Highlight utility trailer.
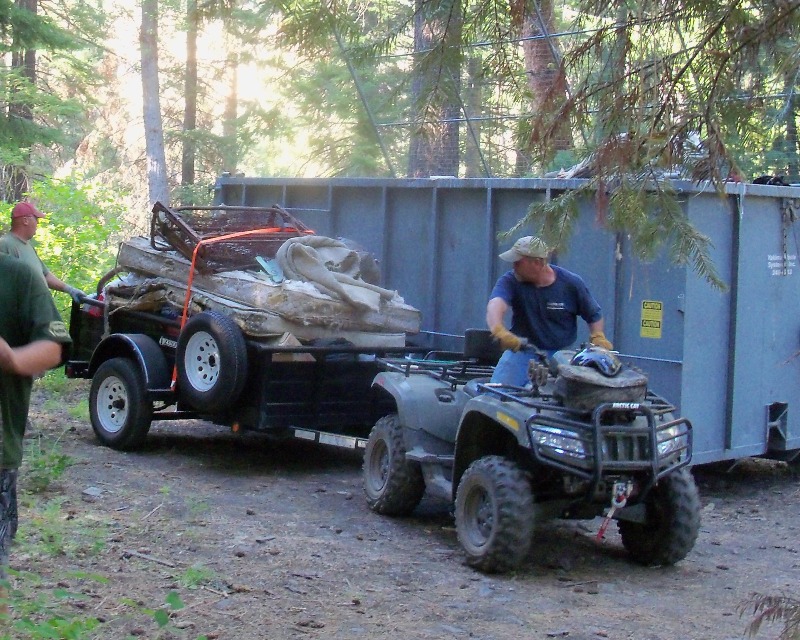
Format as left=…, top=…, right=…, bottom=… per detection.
left=65, top=297, right=413, bottom=451
left=64, top=201, right=422, bottom=450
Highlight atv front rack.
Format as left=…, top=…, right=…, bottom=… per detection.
left=478, top=383, right=693, bottom=481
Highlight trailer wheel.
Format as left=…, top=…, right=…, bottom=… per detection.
left=176, top=311, right=248, bottom=412
left=618, top=467, right=701, bottom=566
left=90, top=357, right=152, bottom=450
left=363, top=414, right=425, bottom=515
left=455, top=455, right=534, bottom=573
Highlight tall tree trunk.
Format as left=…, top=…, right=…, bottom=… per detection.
left=140, top=0, right=169, bottom=206
left=407, top=0, right=462, bottom=178
left=785, top=75, right=799, bottom=183
left=222, top=41, right=238, bottom=173
left=6, top=0, right=37, bottom=200
left=181, top=0, right=198, bottom=193
left=516, top=0, right=571, bottom=175
left=463, top=56, right=483, bottom=177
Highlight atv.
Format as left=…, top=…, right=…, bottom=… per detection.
left=363, top=330, right=701, bottom=573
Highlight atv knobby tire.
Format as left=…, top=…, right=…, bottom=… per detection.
left=89, top=357, right=153, bottom=450
left=176, top=311, right=248, bottom=413
left=363, top=414, right=425, bottom=515
left=618, top=467, right=701, bottom=566
left=455, top=456, right=534, bottom=573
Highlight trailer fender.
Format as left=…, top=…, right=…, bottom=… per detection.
left=89, top=334, right=171, bottom=391
left=372, top=371, right=464, bottom=441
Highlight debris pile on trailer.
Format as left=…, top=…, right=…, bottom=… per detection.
left=103, top=202, right=421, bottom=347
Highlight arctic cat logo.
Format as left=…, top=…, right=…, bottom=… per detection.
left=159, top=336, right=178, bottom=349
left=612, top=402, right=640, bottom=410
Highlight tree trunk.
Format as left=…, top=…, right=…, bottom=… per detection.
left=140, top=0, right=169, bottom=207
left=222, top=28, right=239, bottom=174
left=463, top=56, right=483, bottom=177
left=785, top=75, right=799, bottom=183
left=516, top=0, right=571, bottom=175
left=6, top=0, right=38, bottom=200
left=181, top=0, right=198, bottom=192
left=407, top=0, right=462, bottom=178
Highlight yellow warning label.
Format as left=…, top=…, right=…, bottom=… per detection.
left=641, top=300, right=663, bottom=338
left=496, top=412, right=519, bottom=431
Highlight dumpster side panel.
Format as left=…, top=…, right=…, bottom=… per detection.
left=681, top=195, right=736, bottom=462
left=729, top=193, right=800, bottom=456
left=213, top=177, right=800, bottom=463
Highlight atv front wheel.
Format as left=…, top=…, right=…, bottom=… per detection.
left=363, top=414, right=425, bottom=515
left=455, top=456, right=534, bottom=573
left=618, top=467, right=701, bottom=566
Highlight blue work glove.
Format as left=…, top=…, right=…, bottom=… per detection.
left=66, top=286, right=86, bottom=303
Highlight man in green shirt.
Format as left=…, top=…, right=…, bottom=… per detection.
left=0, top=255, right=72, bottom=584
left=0, top=201, right=85, bottom=302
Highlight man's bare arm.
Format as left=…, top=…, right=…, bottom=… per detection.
left=0, top=338, right=62, bottom=377
left=486, top=297, right=509, bottom=330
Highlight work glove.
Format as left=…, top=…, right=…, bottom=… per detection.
left=491, top=325, right=523, bottom=352
left=66, top=286, right=86, bottom=304
left=590, top=331, right=613, bottom=351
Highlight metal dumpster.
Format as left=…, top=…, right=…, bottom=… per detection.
left=213, top=176, right=800, bottom=465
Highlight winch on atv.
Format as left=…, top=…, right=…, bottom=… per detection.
left=363, top=330, right=701, bottom=573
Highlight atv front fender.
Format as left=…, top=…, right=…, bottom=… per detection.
left=451, top=393, right=535, bottom=492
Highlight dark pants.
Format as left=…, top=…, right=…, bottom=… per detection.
left=0, top=469, right=18, bottom=579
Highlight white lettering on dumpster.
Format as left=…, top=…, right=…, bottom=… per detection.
left=768, top=254, right=796, bottom=276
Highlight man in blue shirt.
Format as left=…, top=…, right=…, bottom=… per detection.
left=486, top=235, right=612, bottom=385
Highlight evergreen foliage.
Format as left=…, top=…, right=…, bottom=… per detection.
left=0, top=177, right=125, bottom=317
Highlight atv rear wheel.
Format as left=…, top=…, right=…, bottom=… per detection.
left=455, top=456, right=534, bottom=573
left=618, top=467, right=700, bottom=566
left=363, top=414, right=425, bottom=515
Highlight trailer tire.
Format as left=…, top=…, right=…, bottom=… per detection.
left=618, top=467, right=701, bottom=566
left=176, top=311, right=248, bottom=412
left=455, top=455, right=534, bottom=573
left=90, top=357, right=153, bottom=450
left=363, top=414, right=425, bottom=515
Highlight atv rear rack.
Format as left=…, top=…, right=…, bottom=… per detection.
left=377, top=356, right=495, bottom=389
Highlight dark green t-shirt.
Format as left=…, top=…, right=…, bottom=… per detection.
left=0, top=254, right=71, bottom=468
left=0, top=232, right=49, bottom=280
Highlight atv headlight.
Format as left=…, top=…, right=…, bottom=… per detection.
left=657, top=423, right=689, bottom=458
left=531, top=426, right=586, bottom=459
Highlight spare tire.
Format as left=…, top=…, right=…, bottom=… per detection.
left=176, top=311, right=248, bottom=412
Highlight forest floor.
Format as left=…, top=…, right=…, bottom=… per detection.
left=5, top=376, right=799, bottom=640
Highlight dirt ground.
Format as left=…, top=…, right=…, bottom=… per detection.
left=8, top=377, right=799, bottom=640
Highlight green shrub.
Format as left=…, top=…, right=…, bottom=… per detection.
left=21, top=441, right=73, bottom=494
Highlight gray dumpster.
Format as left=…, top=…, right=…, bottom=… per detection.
left=213, top=176, right=800, bottom=465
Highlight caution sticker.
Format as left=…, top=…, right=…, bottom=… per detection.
left=640, top=300, right=663, bottom=339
